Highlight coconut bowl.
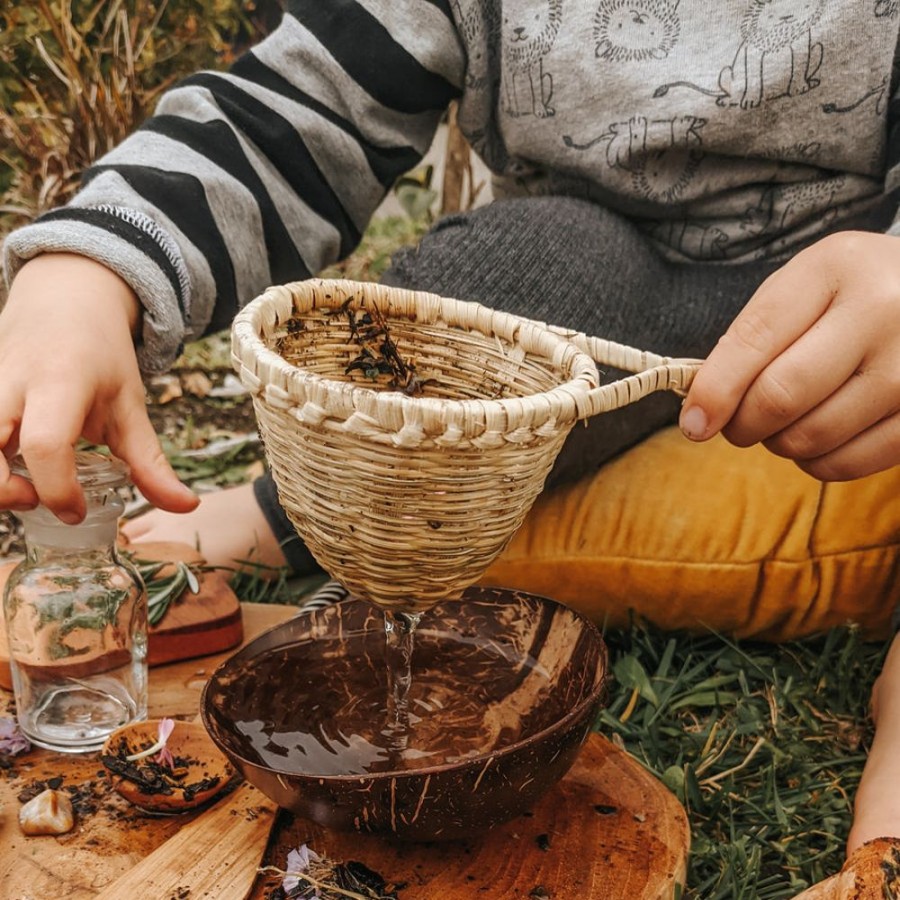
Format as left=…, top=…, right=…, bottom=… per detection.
left=201, top=586, right=609, bottom=841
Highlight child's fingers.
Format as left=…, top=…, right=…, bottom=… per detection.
left=0, top=419, right=16, bottom=470
left=0, top=420, right=38, bottom=511
left=719, top=301, right=870, bottom=448
left=0, top=422, right=15, bottom=488
left=681, top=251, right=836, bottom=441
left=0, top=473, right=39, bottom=512
left=105, top=399, right=198, bottom=514
left=762, top=359, right=900, bottom=462
left=795, top=410, right=900, bottom=481
left=17, top=388, right=87, bottom=524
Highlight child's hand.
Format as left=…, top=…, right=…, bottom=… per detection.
left=0, top=253, right=197, bottom=522
left=680, top=231, right=900, bottom=481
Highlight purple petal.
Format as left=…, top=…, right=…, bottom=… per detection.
left=0, top=717, right=30, bottom=755
left=282, top=844, right=320, bottom=892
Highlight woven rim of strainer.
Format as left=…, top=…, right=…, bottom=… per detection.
left=231, top=279, right=603, bottom=439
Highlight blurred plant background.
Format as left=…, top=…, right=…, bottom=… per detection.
left=0, top=3, right=888, bottom=898
left=0, top=0, right=275, bottom=235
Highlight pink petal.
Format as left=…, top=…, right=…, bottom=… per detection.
left=156, top=746, right=175, bottom=769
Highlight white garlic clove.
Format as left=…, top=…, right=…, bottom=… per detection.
left=18, top=788, right=75, bottom=836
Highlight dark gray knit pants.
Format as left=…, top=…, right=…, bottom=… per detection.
left=256, top=196, right=780, bottom=573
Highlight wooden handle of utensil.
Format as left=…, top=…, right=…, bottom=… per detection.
left=92, top=783, right=277, bottom=899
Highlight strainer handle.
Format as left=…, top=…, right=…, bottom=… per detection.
left=549, top=328, right=702, bottom=421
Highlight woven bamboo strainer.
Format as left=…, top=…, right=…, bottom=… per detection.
left=232, top=279, right=699, bottom=612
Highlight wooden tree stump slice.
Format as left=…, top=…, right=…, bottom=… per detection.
left=251, top=732, right=690, bottom=900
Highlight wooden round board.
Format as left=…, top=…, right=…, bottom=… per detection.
left=251, top=731, right=690, bottom=900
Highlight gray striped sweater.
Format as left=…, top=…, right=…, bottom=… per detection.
left=4, top=0, right=900, bottom=373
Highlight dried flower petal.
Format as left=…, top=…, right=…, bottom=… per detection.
left=0, top=717, right=30, bottom=756
left=126, top=717, right=176, bottom=763
left=158, top=718, right=175, bottom=743
left=155, top=717, right=176, bottom=767
left=156, top=745, right=175, bottom=768
left=282, top=844, right=321, bottom=893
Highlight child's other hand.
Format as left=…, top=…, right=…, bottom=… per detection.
left=680, top=232, right=900, bottom=481
left=0, top=253, right=198, bottom=523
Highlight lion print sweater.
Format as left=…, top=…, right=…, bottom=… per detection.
left=4, top=0, right=900, bottom=372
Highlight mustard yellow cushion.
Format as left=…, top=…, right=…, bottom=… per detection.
left=481, top=426, right=900, bottom=642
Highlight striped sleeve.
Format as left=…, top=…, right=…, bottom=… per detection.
left=2, top=0, right=465, bottom=373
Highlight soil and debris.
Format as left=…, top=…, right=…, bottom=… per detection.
left=101, top=734, right=221, bottom=804
left=11, top=770, right=150, bottom=831
left=17, top=774, right=103, bottom=820
left=262, top=846, right=406, bottom=900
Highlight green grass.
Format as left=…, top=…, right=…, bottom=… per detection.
left=319, top=213, right=431, bottom=282
left=600, top=622, right=882, bottom=898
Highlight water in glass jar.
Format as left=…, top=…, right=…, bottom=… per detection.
left=6, top=563, right=148, bottom=751
left=3, top=453, right=149, bottom=752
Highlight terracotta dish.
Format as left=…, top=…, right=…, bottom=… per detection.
left=102, top=719, right=236, bottom=813
left=202, top=587, right=609, bottom=841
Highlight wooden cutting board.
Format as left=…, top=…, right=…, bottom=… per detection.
left=0, top=540, right=243, bottom=689
left=91, top=782, right=279, bottom=900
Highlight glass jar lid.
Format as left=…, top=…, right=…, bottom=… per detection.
left=10, top=451, right=130, bottom=490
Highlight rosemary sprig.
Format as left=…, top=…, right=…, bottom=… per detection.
left=134, top=560, right=202, bottom=627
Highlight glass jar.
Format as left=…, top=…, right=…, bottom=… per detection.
left=3, top=452, right=148, bottom=752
